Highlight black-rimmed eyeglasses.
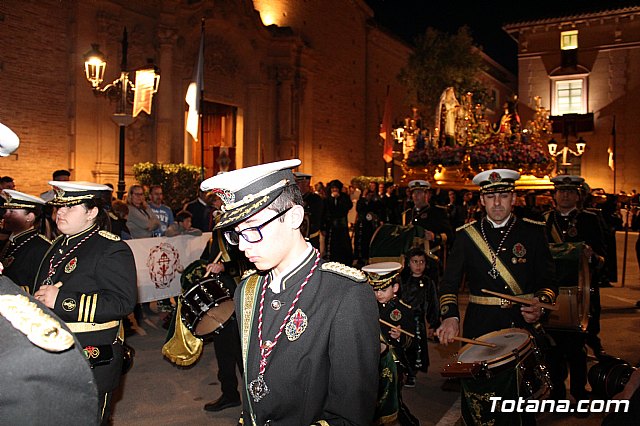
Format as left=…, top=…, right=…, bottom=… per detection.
left=223, top=207, right=291, bottom=245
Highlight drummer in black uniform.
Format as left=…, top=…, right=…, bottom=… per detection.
left=543, top=175, right=606, bottom=403
left=0, top=189, right=51, bottom=293
left=33, top=181, right=137, bottom=425
left=402, top=180, right=452, bottom=274
left=200, top=159, right=379, bottom=425
left=294, top=172, right=323, bottom=251
left=436, top=169, right=557, bottom=426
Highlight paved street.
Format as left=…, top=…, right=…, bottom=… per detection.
left=111, top=232, right=640, bottom=425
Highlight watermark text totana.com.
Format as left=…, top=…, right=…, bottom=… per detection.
left=489, top=397, right=629, bottom=413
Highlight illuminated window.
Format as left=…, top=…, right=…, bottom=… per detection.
left=561, top=30, right=578, bottom=50
left=552, top=78, right=586, bottom=115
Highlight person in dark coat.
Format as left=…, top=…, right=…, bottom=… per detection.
left=0, top=189, right=51, bottom=292
left=353, top=182, right=384, bottom=267
left=400, top=247, right=440, bottom=385
left=184, top=187, right=214, bottom=232
left=0, top=275, right=99, bottom=425
left=436, top=169, right=557, bottom=426
left=543, top=175, right=607, bottom=403
left=402, top=180, right=453, bottom=275
left=294, top=172, right=324, bottom=250
left=322, top=179, right=354, bottom=265
left=198, top=213, right=253, bottom=412
left=33, top=181, right=138, bottom=425
left=200, top=159, right=379, bottom=425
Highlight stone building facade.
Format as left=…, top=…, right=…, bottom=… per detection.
left=504, top=5, right=640, bottom=192
left=1, top=0, right=514, bottom=195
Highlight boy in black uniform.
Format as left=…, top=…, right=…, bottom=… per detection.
left=364, top=261, right=419, bottom=426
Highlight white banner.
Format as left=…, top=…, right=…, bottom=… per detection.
left=125, top=233, right=211, bottom=303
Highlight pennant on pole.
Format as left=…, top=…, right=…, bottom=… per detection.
left=132, top=68, right=156, bottom=117
left=608, top=116, right=616, bottom=171
left=185, top=27, right=204, bottom=141
left=380, top=90, right=393, bottom=163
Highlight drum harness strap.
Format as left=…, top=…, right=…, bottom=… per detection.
left=543, top=211, right=564, bottom=244
left=464, top=225, right=524, bottom=304
left=239, top=273, right=261, bottom=426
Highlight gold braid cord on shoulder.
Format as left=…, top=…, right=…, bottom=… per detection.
left=464, top=226, right=523, bottom=295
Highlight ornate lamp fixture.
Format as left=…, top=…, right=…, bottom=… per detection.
left=548, top=135, right=587, bottom=171
left=82, top=27, right=160, bottom=199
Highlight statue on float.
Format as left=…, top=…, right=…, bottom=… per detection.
left=436, top=87, right=460, bottom=148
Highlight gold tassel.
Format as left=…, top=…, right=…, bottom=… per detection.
left=161, top=299, right=203, bottom=366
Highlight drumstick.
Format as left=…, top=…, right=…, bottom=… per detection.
left=379, top=319, right=416, bottom=338
left=452, top=336, right=497, bottom=348
left=481, top=289, right=559, bottom=311
left=203, top=251, right=224, bottom=278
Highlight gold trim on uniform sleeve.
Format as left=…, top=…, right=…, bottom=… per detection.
left=66, top=320, right=120, bottom=333
left=535, top=288, right=556, bottom=304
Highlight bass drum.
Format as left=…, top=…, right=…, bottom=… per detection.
left=546, top=242, right=591, bottom=332
left=179, top=260, right=236, bottom=339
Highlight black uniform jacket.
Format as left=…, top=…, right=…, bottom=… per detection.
left=402, top=204, right=453, bottom=248
left=378, top=298, right=415, bottom=356
left=0, top=276, right=99, bottom=425
left=236, top=251, right=379, bottom=426
left=34, top=224, right=137, bottom=393
left=544, top=208, right=606, bottom=260
left=439, top=216, right=557, bottom=339
left=1, top=228, right=50, bottom=292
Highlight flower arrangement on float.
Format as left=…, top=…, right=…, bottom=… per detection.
left=400, top=92, right=555, bottom=182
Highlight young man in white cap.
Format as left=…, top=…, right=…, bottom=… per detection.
left=436, top=169, right=557, bottom=426
left=0, top=190, right=51, bottom=292
left=543, top=175, right=607, bottom=404
left=200, top=159, right=379, bottom=425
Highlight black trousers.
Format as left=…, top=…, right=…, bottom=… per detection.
left=211, top=317, right=243, bottom=400
left=546, top=330, right=589, bottom=400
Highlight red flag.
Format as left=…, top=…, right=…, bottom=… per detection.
left=380, top=92, right=393, bottom=163
left=608, top=116, right=616, bottom=171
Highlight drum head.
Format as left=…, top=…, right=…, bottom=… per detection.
left=194, top=299, right=235, bottom=337
left=458, top=328, right=531, bottom=365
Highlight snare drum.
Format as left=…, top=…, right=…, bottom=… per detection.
left=441, top=328, right=550, bottom=400
left=180, top=275, right=235, bottom=338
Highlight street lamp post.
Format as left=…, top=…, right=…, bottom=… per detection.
left=547, top=135, right=586, bottom=175
left=83, top=27, right=159, bottom=199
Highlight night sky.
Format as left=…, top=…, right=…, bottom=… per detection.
left=365, top=0, right=640, bottom=74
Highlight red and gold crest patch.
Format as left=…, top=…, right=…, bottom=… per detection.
left=512, top=243, right=526, bottom=257
left=64, top=257, right=78, bottom=273
left=390, top=308, right=402, bottom=322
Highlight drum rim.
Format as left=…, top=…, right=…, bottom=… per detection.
left=457, top=328, right=533, bottom=367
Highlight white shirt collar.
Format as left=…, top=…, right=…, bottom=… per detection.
left=269, top=243, right=313, bottom=294
left=486, top=214, right=512, bottom=228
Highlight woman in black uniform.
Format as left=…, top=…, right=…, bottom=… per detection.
left=33, top=181, right=137, bottom=425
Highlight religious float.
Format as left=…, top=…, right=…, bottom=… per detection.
left=395, top=90, right=556, bottom=190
